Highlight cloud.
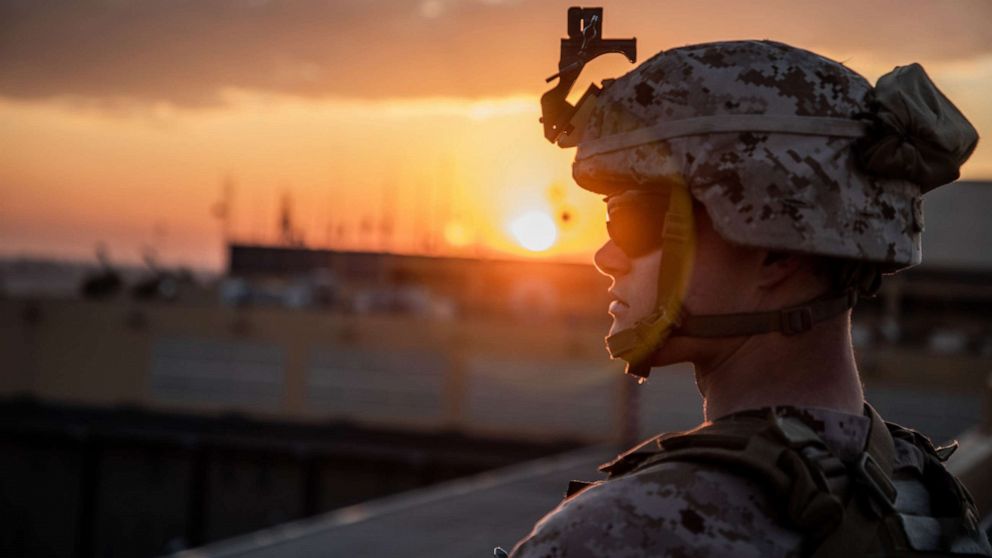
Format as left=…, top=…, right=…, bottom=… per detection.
left=0, top=0, right=557, bottom=106
left=419, top=0, right=445, bottom=19
left=0, top=0, right=989, bottom=107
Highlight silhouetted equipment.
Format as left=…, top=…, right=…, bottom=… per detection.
left=540, top=7, right=636, bottom=144
left=80, top=244, right=122, bottom=299
left=279, top=192, right=306, bottom=247
left=80, top=270, right=122, bottom=299
left=131, top=269, right=194, bottom=301
left=132, top=247, right=167, bottom=300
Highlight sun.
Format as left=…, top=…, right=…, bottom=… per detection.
left=509, top=210, right=558, bottom=252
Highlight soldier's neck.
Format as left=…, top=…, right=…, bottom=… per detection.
left=694, top=313, right=864, bottom=422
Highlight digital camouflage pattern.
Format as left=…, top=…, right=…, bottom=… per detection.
left=513, top=463, right=804, bottom=557
left=573, top=41, right=924, bottom=269
left=509, top=408, right=973, bottom=558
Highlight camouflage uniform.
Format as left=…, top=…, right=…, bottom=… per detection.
left=510, top=407, right=988, bottom=557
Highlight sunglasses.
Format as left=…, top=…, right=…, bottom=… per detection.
left=606, top=192, right=672, bottom=258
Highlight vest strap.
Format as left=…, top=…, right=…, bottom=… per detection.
left=810, top=404, right=897, bottom=558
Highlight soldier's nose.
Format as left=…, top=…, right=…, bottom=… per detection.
left=594, top=239, right=631, bottom=278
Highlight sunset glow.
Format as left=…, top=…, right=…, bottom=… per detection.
left=1, top=1, right=989, bottom=270
left=443, top=221, right=473, bottom=248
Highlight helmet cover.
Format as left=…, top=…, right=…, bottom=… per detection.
left=573, top=41, right=977, bottom=270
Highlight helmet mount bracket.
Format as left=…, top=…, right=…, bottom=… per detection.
left=540, top=7, right=636, bottom=145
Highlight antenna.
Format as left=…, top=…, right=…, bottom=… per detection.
left=278, top=191, right=305, bottom=247
left=379, top=179, right=396, bottom=253
left=212, top=175, right=236, bottom=251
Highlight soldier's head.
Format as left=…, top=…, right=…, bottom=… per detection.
left=548, top=40, right=978, bottom=377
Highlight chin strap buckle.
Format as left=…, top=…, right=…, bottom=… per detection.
left=780, top=306, right=814, bottom=335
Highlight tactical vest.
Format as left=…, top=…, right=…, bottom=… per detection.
left=588, top=406, right=991, bottom=557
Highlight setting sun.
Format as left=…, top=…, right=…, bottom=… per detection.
left=509, top=210, right=558, bottom=252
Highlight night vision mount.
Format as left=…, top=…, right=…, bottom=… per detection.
left=540, top=7, right=636, bottom=146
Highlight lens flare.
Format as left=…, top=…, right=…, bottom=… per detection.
left=509, top=210, right=558, bottom=252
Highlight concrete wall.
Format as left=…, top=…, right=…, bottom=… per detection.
left=3, top=296, right=988, bottom=444
left=0, top=298, right=635, bottom=442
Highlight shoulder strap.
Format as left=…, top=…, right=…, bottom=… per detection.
left=811, top=404, right=898, bottom=557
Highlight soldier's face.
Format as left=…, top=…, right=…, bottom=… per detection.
left=594, top=204, right=767, bottom=362
left=594, top=240, right=662, bottom=337
left=596, top=190, right=673, bottom=336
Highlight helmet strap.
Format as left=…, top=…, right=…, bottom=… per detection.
left=605, top=180, right=696, bottom=378
left=603, top=179, right=859, bottom=377
left=672, top=290, right=858, bottom=338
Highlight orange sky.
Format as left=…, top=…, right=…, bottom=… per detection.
left=1, top=0, right=991, bottom=270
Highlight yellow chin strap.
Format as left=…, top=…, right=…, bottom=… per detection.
left=605, top=179, right=696, bottom=378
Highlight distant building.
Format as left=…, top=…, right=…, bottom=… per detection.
left=225, top=180, right=992, bottom=349
left=852, top=180, right=992, bottom=361
left=921, top=180, right=992, bottom=271
left=226, top=243, right=612, bottom=321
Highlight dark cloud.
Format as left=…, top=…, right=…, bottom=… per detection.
left=0, top=0, right=989, bottom=107
left=0, top=0, right=561, bottom=106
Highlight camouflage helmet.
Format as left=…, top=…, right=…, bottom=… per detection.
left=572, top=40, right=979, bottom=270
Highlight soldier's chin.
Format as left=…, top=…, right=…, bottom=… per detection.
left=607, top=317, right=630, bottom=338
left=607, top=303, right=648, bottom=337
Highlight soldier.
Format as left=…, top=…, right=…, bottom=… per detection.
left=509, top=11, right=989, bottom=558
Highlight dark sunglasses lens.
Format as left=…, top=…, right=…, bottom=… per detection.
left=607, top=207, right=665, bottom=257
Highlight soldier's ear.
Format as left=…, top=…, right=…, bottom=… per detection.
left=758, top=251, right=808, bottom=289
